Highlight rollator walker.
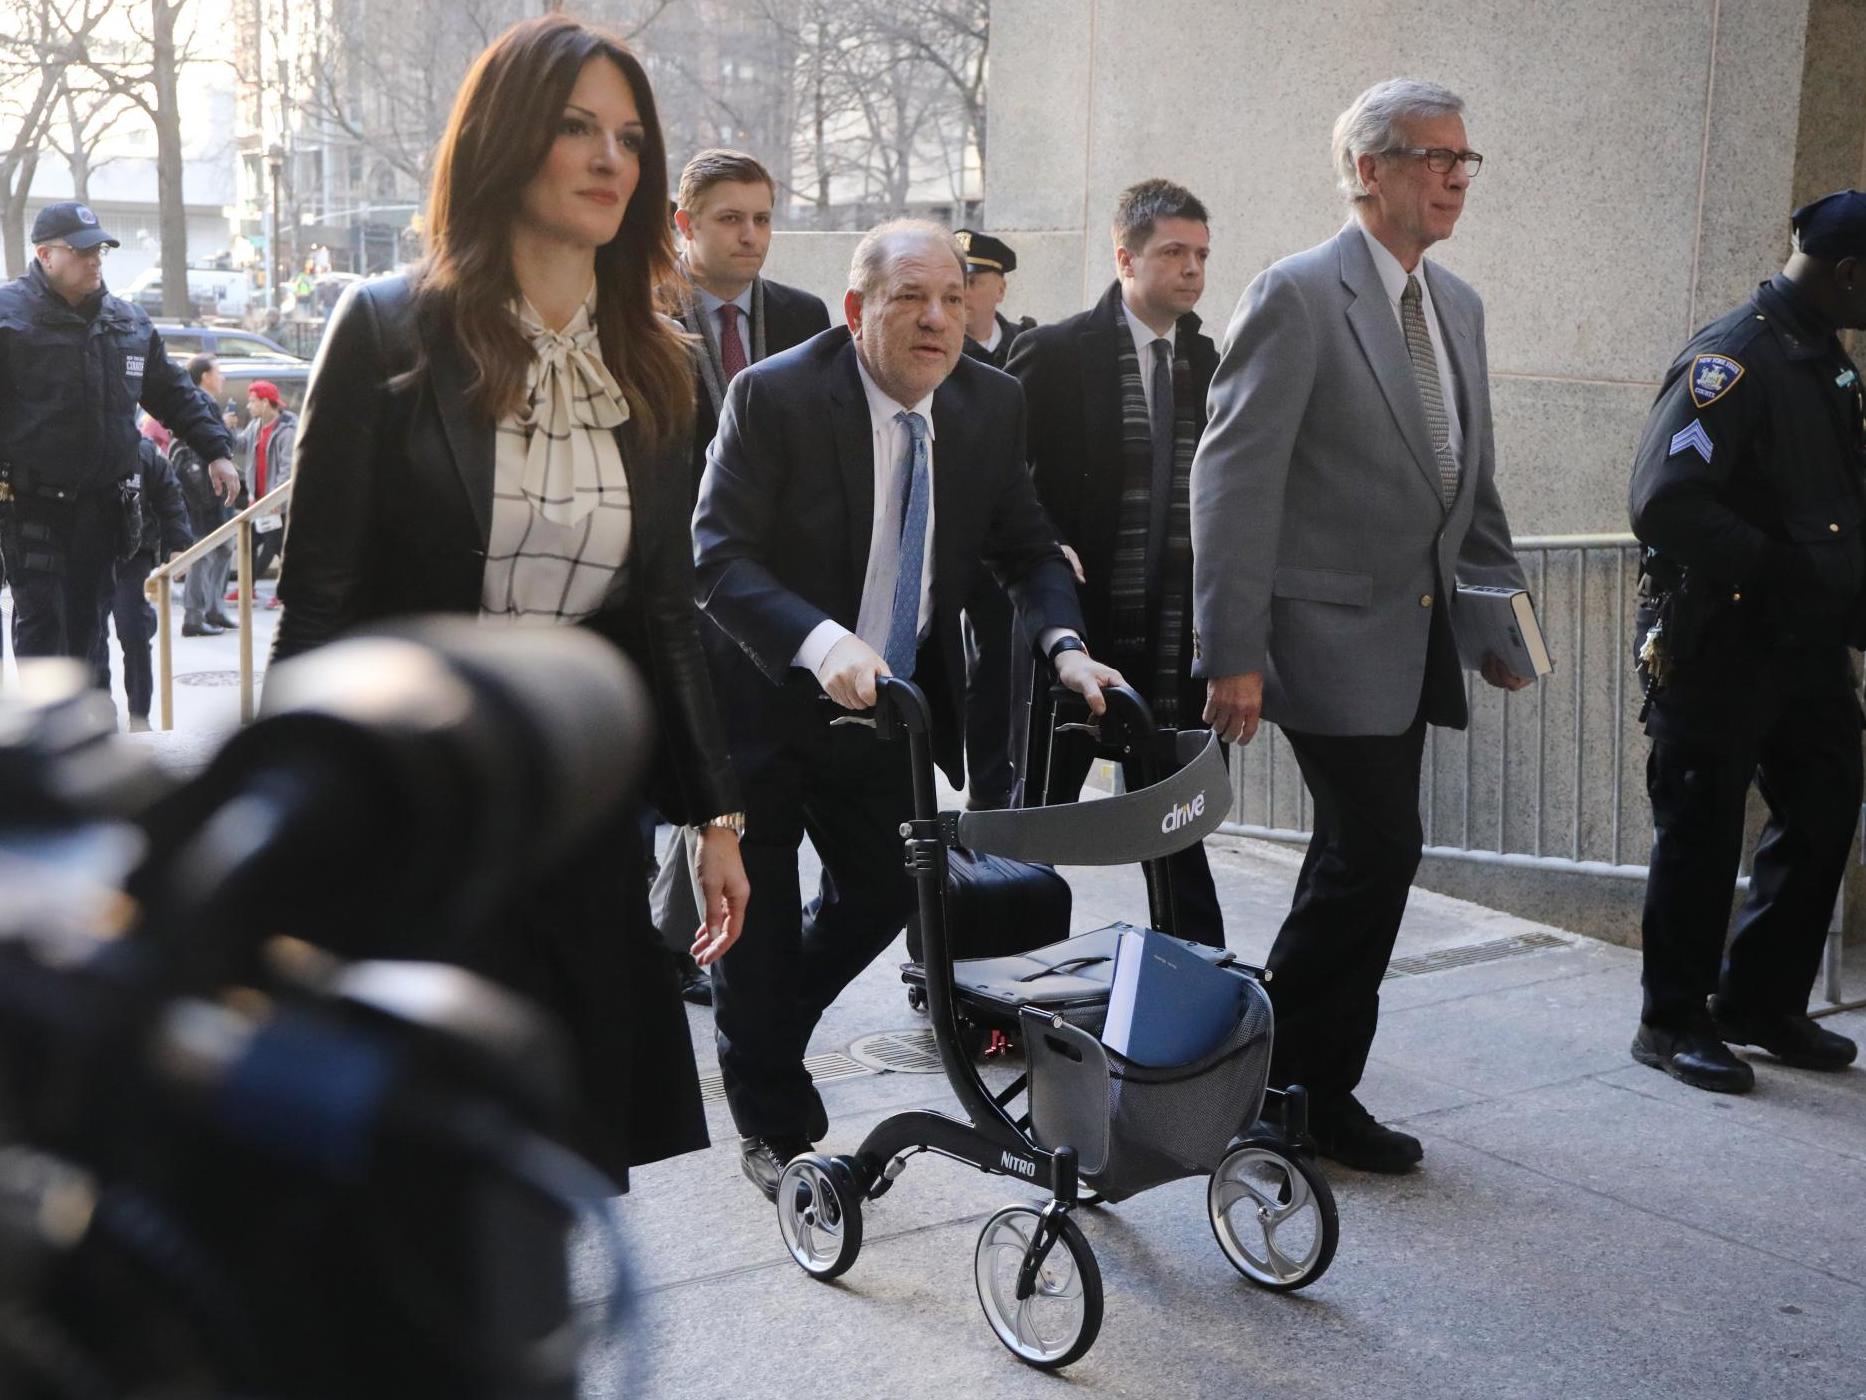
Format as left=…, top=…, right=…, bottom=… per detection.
left=771, top=676, right=1339, bottom=1370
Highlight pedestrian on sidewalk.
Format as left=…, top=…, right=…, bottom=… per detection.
left=173, top=355, right=237, bottom=635
left=1627, top=189, right=1866, bottom=1092
left=238, top=380, right=294, bottom=602
left=0, top=202, right=237, bottom=670
left=1191, top=79, right=1532, bottom=1174
left=272, top=13, right=748, bottom=1191
left=94, top=420, right=193, bottom=729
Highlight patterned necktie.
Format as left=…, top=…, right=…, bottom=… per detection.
left=1401, top=275, right=1458, bottom=508
left=885, top=411, right=930, bottom=679
left=1147, top=337, right=1175, bottom=586
left=717, top=302, right=748, bottom=381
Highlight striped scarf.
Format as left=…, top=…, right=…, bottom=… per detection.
left=1108, top=330, right=1198, bottom=726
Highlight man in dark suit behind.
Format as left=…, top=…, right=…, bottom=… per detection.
left=671, top=148, right=831, bottom=491
left=655, top=149, right=832, bottom=1004
left=694, top=219, right=1123, bottom=1201
left=1006, top=179, right=1224, bottom=945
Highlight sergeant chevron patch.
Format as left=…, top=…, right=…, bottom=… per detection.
left=1669, top=420, right=1714, bottom=463
left=1688, top=353, right=1744, bottom=407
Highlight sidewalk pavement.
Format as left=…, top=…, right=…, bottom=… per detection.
left=15, top=601, right=1857, bottom=1399
left=604, top=823, right=1866, bottom=1400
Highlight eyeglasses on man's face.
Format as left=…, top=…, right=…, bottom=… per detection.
left=49, top=242, right=111, bottom=260
left=1386, top=147, right=1484, bottom=178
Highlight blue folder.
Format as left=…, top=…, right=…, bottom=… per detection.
left=1101, top=925, right=1248, bottom=1068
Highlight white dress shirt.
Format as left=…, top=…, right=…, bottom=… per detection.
left=792, top=355, right=1079, bottom=681
left=977, top=317, right=1003, bottom=354
left=1121, top=296, right=1177, bottom=422
left=793, top=356, right=938, bottom=675
left=694, top=282, right=754, bottom=366
left=1356, top=221, right=1463, bottom=466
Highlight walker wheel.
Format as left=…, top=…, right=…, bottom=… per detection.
left=777, top=1154, right=863, bottom=1280
left=973, top=1205, right=1103, bottom=1369
left=1208, top=1140, right=1338, bottom=1290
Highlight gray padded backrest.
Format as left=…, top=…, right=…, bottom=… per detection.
left=954, top=729, right=1229, bottom=866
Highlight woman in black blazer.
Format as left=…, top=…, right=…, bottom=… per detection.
left=274, top=15, right=747, bottom=1188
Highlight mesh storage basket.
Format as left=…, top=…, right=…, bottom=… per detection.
left=1024, top=973, right=1274, bottom=1200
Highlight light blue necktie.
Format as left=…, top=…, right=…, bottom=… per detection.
left=884, top=411, right=930, bottom=679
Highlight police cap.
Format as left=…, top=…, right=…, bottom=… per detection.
left=954, top=229, right=1016, bottom=275
left=1790, top=189, right=1866, bottom=261
left=30, top=201, right=120, bottom=250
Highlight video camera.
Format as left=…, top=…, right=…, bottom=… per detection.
left=0, top=620, right=655, bottom=1399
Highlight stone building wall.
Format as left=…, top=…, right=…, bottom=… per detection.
left=761, top=0, right=1866, bottom=941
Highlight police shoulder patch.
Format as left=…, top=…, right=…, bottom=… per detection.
left=1688, top=353, right=1744, bottom=408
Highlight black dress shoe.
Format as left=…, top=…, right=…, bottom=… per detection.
left=181, top=619, right=225, bottom=637
left=1709, top=995, right=1857, bottom=1071
left=739, top=1135, right=813, bottom=1203
left=1309, top=1094, right=1423, bottom=1174
left=206, top=611, right=235, bottom=629
left=679, top=967, right=713, bottom=1007
left=1632, top=1020, right=1754, bottom=1093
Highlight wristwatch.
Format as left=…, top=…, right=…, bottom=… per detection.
left=1047, top=634, right=1088, bottom=665
left=702, top=811, right=746, bottom=837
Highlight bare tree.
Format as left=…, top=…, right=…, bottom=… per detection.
left=0, top=0, right=117, bottom=278
left=47, top=71, right=135, bottom=203
left=81, top=0, right=215, bottom=316
left=753, top=0, right=986, bottom=229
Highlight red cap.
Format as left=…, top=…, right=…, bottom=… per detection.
left=248, top=380, right=282, bottom=405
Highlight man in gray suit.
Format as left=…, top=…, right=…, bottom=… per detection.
left=1191, top=78, right=1530, bottom=1173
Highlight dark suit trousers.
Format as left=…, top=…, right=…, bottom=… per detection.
left=961, top=574, right=1026, bottom=809
left=1640, top=644, right=1861, bottom=1027
left=712, top=718, right=916, bottom=1141
left=1266, top=607, right=1462, bottom=1100
left=1045, top=727, right=1225, bottom=948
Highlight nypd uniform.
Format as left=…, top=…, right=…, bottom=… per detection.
left=957, top=229, right=1035, bottom=372
left=1629, top=201, right=1866, bottom=1035
left=0, top=203, right=233, bottom=663
left=955, top=229, right=1037, bottom=806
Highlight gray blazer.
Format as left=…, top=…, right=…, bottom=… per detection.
left=1190, top=222, right=1525, bottom=736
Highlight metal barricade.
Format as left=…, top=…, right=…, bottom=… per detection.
left=143, top=480, right=292, bottom=730
left=1218, top=532, right=1860, bottom=1011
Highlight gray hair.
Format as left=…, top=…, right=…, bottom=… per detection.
left=848, top=219, right=966, bottom=300
left=1331, top=78, right=1466, bottom=201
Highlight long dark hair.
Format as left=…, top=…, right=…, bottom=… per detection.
left=417, top=14, right=692, bottom=446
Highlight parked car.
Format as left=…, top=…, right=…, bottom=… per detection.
left=121, top=267, right=254, bottom=319
left=153, top=321, right=303, bottom=362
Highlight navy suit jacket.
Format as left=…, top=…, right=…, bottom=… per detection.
left=693, top=327, right=1083, bottom=784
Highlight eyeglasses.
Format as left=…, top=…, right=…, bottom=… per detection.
left=1386, top=147, right=1484, bottom=178
left=48, top=242, right=110, bottom=259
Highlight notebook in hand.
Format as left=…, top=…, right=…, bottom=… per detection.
left=1101, top=925, right=1248, bottom=1069
left=1452, top=584, right=1553, bottom=678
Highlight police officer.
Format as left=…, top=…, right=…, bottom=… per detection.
left=1628, top=189, right=1866, bottom=1092
left=955, top=229, right=1040, bottom=808
left=0, top=202, right=237, bottom=665
left=956, top=229, right=1035, bottom=371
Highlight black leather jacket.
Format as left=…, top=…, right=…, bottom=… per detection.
left=274, top=276, right=740, bottom=824
left=0, top=262, right=233, bottom=494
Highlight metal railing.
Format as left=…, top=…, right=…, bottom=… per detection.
left=1219, top=531, right=1860, bottom=1010
left=143, top=480, right=292, bottom=730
